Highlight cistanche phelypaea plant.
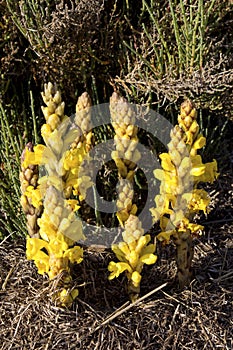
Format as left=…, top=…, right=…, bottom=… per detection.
left=150, top=100, right=219, bottom=288
left=20, top=82, right=93, bottom=306
left=20, top=84, right=218, bottom=306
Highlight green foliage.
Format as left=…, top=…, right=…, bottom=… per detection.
left=115, top=0, right=233, bottom=109
left=0, top=88, right=41, bottom=239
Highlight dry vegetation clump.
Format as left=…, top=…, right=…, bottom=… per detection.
left=114, top=0, right=233, bottom=113
left=4, top=0, right=137, bottom=103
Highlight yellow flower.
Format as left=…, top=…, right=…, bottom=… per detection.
left=149, top=207, right=160, bottom=222
left=198, top=159, right=219, bottom=184
left=134, top=235, right=149, bottom=253
left=186, top=222, right=204, bottom=235
left=139, top=253, right=157, bottom=265
left=66, top=199, right=80, bottom=212
left=22, top=147, right=36, bottom=168
left=128, top=250, right=139, bottom=268
left=118, top=242, right=131, bottom=257
left=190, top=155, right=206, bottom=177
left=48, top=236, right=69, bottom=258
left=58, top=218, right=84, bottom=243
left=24, top=185, right=43, bottom=208
left=183, top=189, right=210, bottom=214
left=160, top=216, right=173, bottom=231
left=154, top=194, right=176, bottom=216
left=34, top=144, right=51, bottom=164
left=141, top=243, right=156, bottom=256
left=26, top=237, right=49, bottom=260
left=59, top=288, right=79, bottom=307
left=63, top=147, right=86, bottom=172
left=157, top=230, right=175, bottom=243
left=111, top=244, right=127, bottom=262
left=108, top=261, right=132, bottom=280
left=33, top=251, right=50, bottom=275
left=38, top=214, right=58, bottom=241
left=63, top=246, right=83, bottom=264
left=190, top=135, right=206, bottom=155
left=153, top=169, right=165, bottom=181
left=186, top=120, right=199, bottom=144
left=41, top=123, right=52, bottom=137
left=47, top=113, right=61, bottom=131
left=159, top=153, right=176, bottom=172
left=73, top=176, right=93, bottom=200
left=131, top=271, right=141, bottom=287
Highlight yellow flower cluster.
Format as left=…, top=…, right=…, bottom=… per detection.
left=150, top=100, right=219, bottom=288
left=108, top=92, right=157, bottom=300
left=108, top=215, right=157, bottom=302
left=110, top=92, right=141, bottom=180
left=74, top=92, right=93, bottom=152
left=20, top=142, right=42, bottom=237
left=63, top=92, right=93, bottom=200
left=20, top=82, right=94, bottom=306
left=116, top=179, right=137, bottom=227
left=110, top=92, right=141, bottom=226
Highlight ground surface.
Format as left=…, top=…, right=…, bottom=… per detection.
left=0, top=169, right=232, bottom=350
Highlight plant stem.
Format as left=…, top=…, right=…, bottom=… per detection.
left=173, top=230, right=194, bottom=289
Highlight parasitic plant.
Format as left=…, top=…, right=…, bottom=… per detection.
left=20, top=83, right=93, bottom=306
left=150, top=100, right=219, bottom=288
left=108, top=92, right=157, bottom=301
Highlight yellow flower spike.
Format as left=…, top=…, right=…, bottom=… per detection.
left=150, top=99, right=219, bottom=288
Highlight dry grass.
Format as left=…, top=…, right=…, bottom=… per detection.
left=0, top=171, right=232, bottom=350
